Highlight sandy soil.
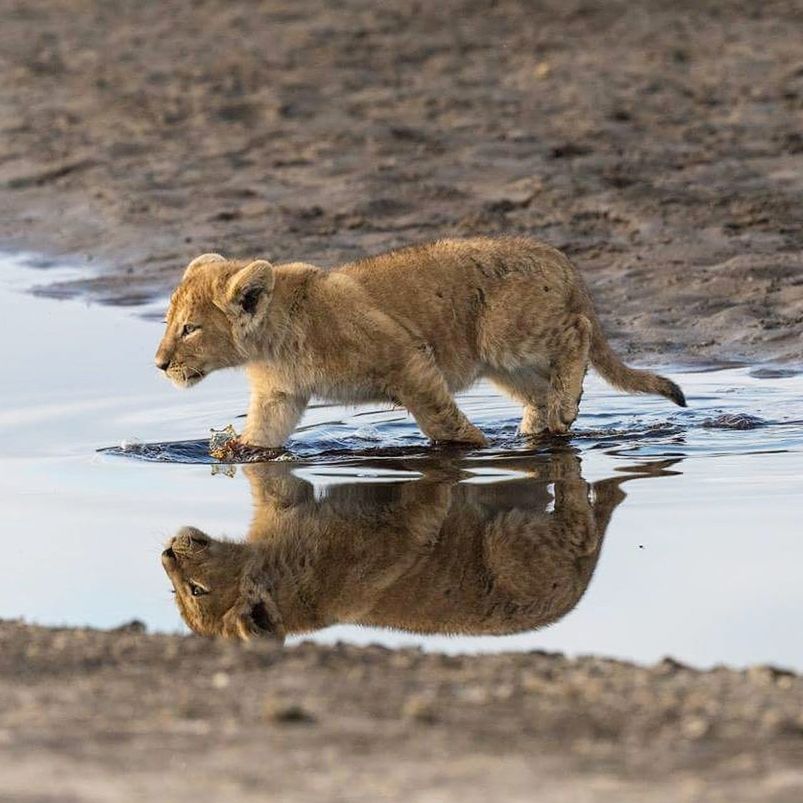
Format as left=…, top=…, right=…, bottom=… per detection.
left=1, top=1, right=803, bottom=798
left=1, top=621, right=801, bottom=802
left=0, top=0, right=801, bottom=363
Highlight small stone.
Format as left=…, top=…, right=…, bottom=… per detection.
left=113, top=619, right=147, bottom=634
left=702, top=413, right=765, bottom=430
left=211, top=671, right=230, bottom=689
left=533, top=61, right=551, bottom=79
left=681, top=716, right=709, bottom=739
left=263, top=698, right=315, bottom=724
left=402, top=695, right=438, bottom=724
left=652, top=656, right=692, bottom=675
left=747, top=664, right=796, bottom=685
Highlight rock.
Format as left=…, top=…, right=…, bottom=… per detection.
left=701, top=413, right=765, bottom=430
left=263, top=698, right=315, bottom=724
left=402, top=695, right=439, bottom=724
left=112, top=619, right=147, bottom=634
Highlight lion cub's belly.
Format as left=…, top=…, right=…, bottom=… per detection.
left=314, top=379, right=394, bottom=406
left=312, top=355, right=483, bottom=404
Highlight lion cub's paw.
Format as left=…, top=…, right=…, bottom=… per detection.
left=433, top=425, right=488, bottom=448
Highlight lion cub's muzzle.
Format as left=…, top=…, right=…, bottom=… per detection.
left=154, top=345, right=208, bottom=388
left=170, top=527, right=210, bottom=554
left=162, top=527, right=210, bottom=566
left=164, top=365, right=207, bottom=389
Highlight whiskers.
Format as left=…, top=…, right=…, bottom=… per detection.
left=164, top=363, right=206, bottom=388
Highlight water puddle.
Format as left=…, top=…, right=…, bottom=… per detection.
left=1, top=252, right=802, bottom=668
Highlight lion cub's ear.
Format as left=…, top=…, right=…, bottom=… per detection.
left=183, top=252, right=225, bottom=279
left=221, top=587, right=285, bottom=643
left=222, top=260, right=275, bottom=329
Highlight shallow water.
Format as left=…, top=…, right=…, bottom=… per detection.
left=1, top=253, right=802, bottom=668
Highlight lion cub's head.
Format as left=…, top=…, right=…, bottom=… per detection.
left=154, top=253, right=275, bottom=388
left=161, top=525, right=285, bottom=642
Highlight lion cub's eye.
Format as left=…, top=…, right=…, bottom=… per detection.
left=181, top=323, right=200, bottom=338
left=189, top=582, right=209, bottom=597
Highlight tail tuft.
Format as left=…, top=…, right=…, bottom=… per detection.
left=663, top=379, right=687, bottom=408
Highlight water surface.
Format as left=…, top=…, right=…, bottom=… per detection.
left=1, top=253, right=801, bottom=668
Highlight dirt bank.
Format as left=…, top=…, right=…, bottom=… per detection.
left=1, top=621, right=801, bottom=802
left=0, top=0, right=801, bottom=362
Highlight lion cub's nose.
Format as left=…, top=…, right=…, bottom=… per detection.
left=155, top=357, right=171, bottom=371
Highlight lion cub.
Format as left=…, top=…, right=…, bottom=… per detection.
left=155, top=237, right=685, bottom=448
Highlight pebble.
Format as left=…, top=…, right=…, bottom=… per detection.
left=263, top=698, right=315, bottom=724
left=402, top=695, right=439, bottom=724
left=212, top=671, right=230, bottom=689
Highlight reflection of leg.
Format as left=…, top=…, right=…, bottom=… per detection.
left=243, top=463, right=315, bottom=542
left=243, top=463, right=314, bottom=511
left=589, top=477, right=627, bottom=536
left=553, top=458, right=598, bottom=555
left=488, top=372, right=549, bottom=436
left=392, top=352, right=487, bottom=446
left=546, top=315, right=591, bottom=434
left=396, top=480, right=453, bottom=547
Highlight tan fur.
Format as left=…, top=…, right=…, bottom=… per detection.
left=154, top=237, right=685, bottom=447
left=161, top=454, right=630, bottom=642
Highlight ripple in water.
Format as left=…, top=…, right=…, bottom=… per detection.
left=101, top=372, right=803, bottom=466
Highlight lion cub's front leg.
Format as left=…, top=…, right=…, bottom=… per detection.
left=390, top=351, right=487, bottom=447
left=242, top=365, right=309, bottom=448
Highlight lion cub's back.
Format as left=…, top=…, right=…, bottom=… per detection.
left=342, top=237, right=570, bottom=291
left=339, top=236, right=577, bottom=343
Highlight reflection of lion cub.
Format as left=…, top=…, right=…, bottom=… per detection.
left=161, top=455, right=628, bottom=641
left=154, top=237, right=685, bottom=448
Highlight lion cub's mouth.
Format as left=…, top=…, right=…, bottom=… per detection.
left=168, top=368, right=207, bottom=388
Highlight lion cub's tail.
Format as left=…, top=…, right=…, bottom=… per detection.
left=587, top=313, right=687, bottom=407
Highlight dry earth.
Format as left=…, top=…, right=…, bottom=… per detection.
left=1, top=621, right=802, bottom=802
left=1, top=1, right=803, bottom=799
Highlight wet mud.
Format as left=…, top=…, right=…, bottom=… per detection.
left=1, top=0, right=801, bottom=364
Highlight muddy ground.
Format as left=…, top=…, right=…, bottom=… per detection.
left=1, top=0, right=801, bottom=362
left=1, top=0, right=802, bottom=799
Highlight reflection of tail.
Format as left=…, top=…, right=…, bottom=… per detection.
left=590, top=478, right=627, bottom=536
left=582, top=301, right=686, bottom=407
left=591, top=457, right=682, bottom=535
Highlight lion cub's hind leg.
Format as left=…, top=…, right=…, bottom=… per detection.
left=488, top=371, right=550, bottom=437
left=545, top=315, right=592, bottom=434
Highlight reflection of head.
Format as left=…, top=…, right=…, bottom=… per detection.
left=162, top=453, right=658, bottom=641
left=161, top=526, right=285, bottom=642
